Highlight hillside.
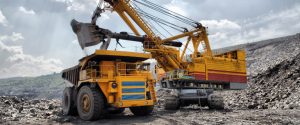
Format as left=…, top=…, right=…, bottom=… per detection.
left=0, top=73, right=64, bottom=99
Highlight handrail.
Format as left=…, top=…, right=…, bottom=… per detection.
left=83, top=63, right=151, bottom=80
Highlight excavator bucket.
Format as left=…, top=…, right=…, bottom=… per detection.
left=71, top=19, right=183, bottom=49
left=71, top=19, right=102, bottom=49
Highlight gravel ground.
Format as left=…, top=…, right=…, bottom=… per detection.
left=64, top=107, right=300, bottom=125
left=1, top=96, right=300, bottom=125
left=225, top=52, right=300, bottom=110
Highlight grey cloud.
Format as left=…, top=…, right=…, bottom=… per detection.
left=173, top=0, right=299, bottom=20
left=203, top=3, right=300, bottom=49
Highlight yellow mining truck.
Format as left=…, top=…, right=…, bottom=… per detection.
left=62, top=50, right=156, bottom=120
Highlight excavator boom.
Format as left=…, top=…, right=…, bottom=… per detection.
left=101, top=0, right=214, bottom=72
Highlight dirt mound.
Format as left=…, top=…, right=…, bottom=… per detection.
left=0, top=96, right=70, bottom=124
left=227, top=53, right=300, bottom=109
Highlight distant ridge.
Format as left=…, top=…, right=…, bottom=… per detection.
left=0, top=73, right=64, bottom=99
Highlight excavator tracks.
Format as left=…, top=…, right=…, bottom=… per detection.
left=164, top=96, right=180, bottom=110
left=208, top=94, right=225, bottom=110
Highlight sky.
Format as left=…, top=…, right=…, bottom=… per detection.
left=0, top=0, right=300, bottom=78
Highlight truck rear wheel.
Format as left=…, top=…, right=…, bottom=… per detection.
left=62, top=87, right=77, bottom=115
left=164, top=96, right=180, bottom=110
left=129, top=106, right=153, bottom=116
left=77, top=86, right=106, bottom=121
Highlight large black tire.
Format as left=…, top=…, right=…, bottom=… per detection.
left=208, top=94, right=224, bottom=110
left=77, top=86, right=106, bottom=121
left=164, top=96, right=180, bottom=110
left=108, top=108, right=125, bottom=114
left=62, top=87, right=77, bottom=115
left=129, top=106, right=153, bottom=116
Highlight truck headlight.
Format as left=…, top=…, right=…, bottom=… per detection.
left=112, top=82, right=117, bottom=88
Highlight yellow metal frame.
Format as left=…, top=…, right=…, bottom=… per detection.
left=105, top=0, right=215, bottom=72
left=103, top=0, right=247, bottom=83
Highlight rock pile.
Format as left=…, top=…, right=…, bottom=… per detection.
left=226, top=52, right=300, bottom=109
left=246, top=33, right=300, bottom=77
left=155, top=88, right=172, bottom=108
left=0, top=96, right=65, bottom=124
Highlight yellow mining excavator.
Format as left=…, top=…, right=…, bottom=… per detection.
left=90, top=0, right=247, bottom=110
left=62, top=0, right=247, bottom=121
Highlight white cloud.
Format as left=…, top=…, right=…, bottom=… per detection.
left=197, top=19, right=242, bottom=48
left=165, top=0, right=188, bottom=16
left=0, top=10, right=8, bottom=26
left=66, top=0, right=98, bottom=12
left=71, top=39, right=78, bottom=44
left=0, top=32, right=24, bottom=44
left=53, top=0, right=70, bottom=2
left=0, top=42, right=22, bottom=54
left=201, top=19, right=241, bottom=31
left=0, top=34, right=63, bottom=78
left=19, top=6, right=36, bottom=15
left=198, top=4, right=300, bottom=49
left=67, top=2, right=85, bottom=11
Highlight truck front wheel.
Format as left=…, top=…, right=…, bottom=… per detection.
left=77, top=86, right=106, bottom=121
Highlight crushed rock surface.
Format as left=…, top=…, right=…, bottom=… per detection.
left=0, top=96, right=70, bottom=124
left=1, top=96, right=300, bottom=125
left=225, top=52, right=300, bottom=110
